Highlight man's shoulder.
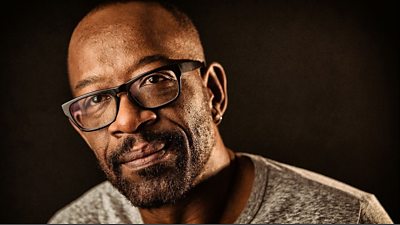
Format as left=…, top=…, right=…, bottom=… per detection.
left=241, top=153, right=392, bottom=223
left=48, top=181, right=142, bottom=224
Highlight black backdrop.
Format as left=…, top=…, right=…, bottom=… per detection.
left=1, top=0, right=398, bottom=223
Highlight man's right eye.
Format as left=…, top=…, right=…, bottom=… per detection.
left=91, top=95, right=105, bottom=103
left=85, top=94, right=111, bottom=107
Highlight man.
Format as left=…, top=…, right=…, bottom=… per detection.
left=49, top=0, right=393, bottom=223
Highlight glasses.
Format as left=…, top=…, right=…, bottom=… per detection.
left=62, top=60, right=204, bottom=132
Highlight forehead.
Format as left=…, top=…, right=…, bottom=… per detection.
left=75, top=3, right=177, bottom=47
left=68, top=2, right=202, bottom=95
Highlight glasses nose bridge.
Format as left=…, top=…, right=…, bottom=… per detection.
left=113, top=80, right=141, bottom=109
left=115, top=80, right=132, bottom=95
left=114, top=79, right=138, bottom=101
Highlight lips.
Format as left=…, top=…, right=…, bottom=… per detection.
left=119, top=141, right=168, bottom=169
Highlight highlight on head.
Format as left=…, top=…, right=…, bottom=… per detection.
left=67, top=0, right=205, bottom=93
left=68, top=0, right=205, bottom=63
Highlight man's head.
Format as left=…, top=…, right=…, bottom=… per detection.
left=64, top=0, right=228, bottom=208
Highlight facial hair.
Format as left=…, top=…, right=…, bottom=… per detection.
left=100, top=105, right=215, bottom=208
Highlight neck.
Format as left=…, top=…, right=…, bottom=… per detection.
left=139, top=130, right=241, bottom=223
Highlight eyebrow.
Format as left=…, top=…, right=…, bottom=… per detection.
left=74, top=75, right=104, bottom=91
left=73, top=54, right=170, bottom=92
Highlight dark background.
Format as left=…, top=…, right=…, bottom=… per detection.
left=1, top=0, right=398, bottom=223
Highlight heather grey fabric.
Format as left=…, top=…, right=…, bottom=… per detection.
left=48, top=153, right=393, bottom=224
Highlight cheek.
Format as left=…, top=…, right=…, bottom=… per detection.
left=172, top=78, right=210, bottom=121
left=81, top=131, right=110, bottom=164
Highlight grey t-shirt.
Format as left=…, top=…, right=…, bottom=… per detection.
left=48, top=153, right=393, bottom=223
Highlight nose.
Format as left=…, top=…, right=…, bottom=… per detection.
left=108, top=94, right=157, bottom=135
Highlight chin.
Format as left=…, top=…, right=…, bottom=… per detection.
left=114, top=162, right=193, bottom=208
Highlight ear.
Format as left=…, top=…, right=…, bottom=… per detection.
left=201, top=62, right=228, bottom=121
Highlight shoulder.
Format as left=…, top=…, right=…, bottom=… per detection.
left=48, top=181, right=142, bottom=224
left=240, top=153, right=392, bottom=224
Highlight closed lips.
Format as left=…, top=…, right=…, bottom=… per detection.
left=119, top=142, right=166, bottom=164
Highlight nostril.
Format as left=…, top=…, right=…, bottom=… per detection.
left=136, top=111, right=158, bottom=130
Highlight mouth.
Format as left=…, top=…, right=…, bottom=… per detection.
left=119, top=141, right=171, bottom=171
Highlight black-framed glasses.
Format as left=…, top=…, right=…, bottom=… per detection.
left=62, top=60, right=204, bottom=132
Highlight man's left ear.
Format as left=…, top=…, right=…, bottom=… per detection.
left=201, top=62, right=228, bottom=124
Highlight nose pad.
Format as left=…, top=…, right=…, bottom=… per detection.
left=108, top=94, right=157, bottom=134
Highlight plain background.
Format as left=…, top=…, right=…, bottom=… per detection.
left=1, top=0, right=398, bottom=223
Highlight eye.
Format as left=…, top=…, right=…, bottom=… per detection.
left=145, top=74, right=168, bottom=84
left=92, top=95, right=108, bottom=103
left=140, top=72, right=175, bottom=87
left=147, top=75, right=164, bottom=84
left=84, top=94, right=112, bottom=107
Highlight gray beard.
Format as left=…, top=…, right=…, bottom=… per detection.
left=103, top=114, right=215, bottom=208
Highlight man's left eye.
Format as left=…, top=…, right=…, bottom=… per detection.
left=142, top=73, right=174, bottom=86
left=147, top=75, right=165, bottom=84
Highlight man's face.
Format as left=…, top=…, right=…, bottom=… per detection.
left=67, top=3, right=215, bottom=208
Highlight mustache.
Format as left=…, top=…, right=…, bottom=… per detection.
left=108, top=130, right=185, bottom=172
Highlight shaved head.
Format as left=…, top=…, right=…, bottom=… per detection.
left=68, top=0, right=205, bottom=94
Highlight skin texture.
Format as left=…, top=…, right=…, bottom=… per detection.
left=67, top=2, right=254, bottom=223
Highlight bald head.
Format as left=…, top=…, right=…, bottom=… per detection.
left=68, top=0, right=205, bottom=95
